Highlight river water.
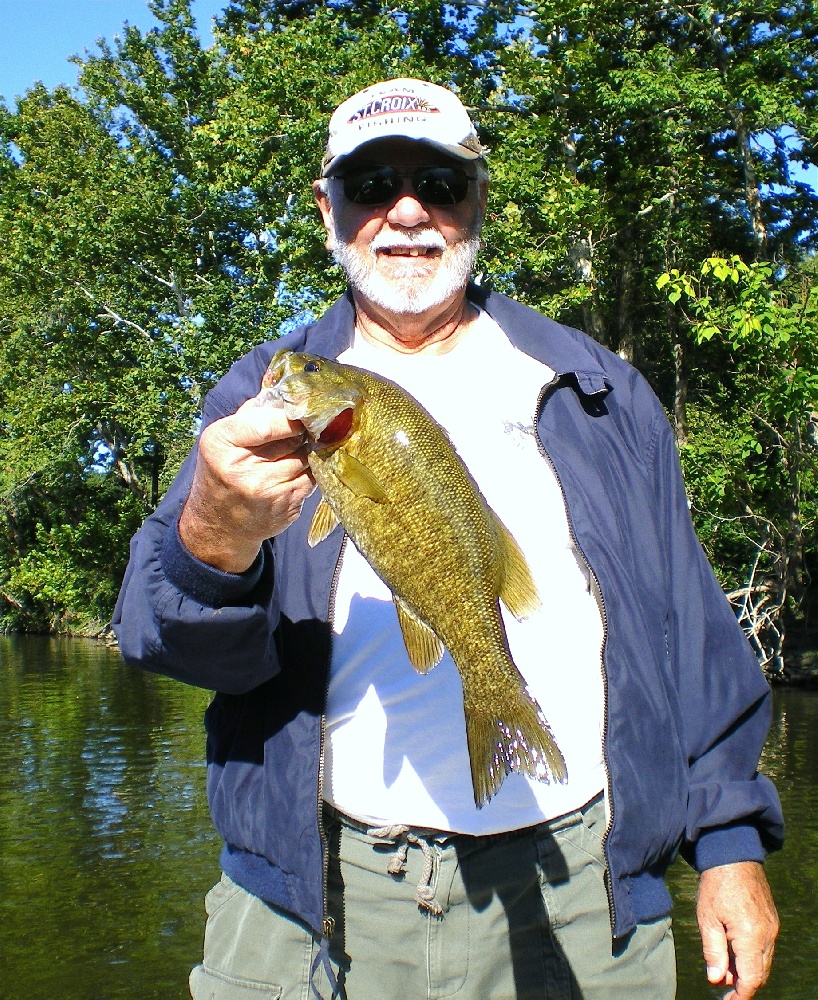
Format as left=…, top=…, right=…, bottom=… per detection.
left=1, top=635, right=815, bottom=999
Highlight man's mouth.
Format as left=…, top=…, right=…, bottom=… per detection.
left=378, top=246, right=441, bottom=257
left=371, top=230, right=448, bottom=259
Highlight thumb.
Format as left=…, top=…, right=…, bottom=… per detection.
left=221, top=392, right=306, bottom=450
left=700, top=919, right=730, bottom=985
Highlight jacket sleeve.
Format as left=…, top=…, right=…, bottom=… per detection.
left=112, top=373, right=283, bottom=695
left=654, top=414, right=784, bottom=870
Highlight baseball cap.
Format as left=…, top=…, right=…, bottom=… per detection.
left=321, top=78, right=485, bottom=176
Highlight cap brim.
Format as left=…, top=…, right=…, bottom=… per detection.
left=322, top=137, right=482, bottom=176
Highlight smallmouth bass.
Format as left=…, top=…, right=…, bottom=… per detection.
left=262, top=349, right=567, bottom=805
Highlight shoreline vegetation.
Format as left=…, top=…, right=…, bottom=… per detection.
left=7, top=618, right=818, bottom=688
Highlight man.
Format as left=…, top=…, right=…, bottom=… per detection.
left=114, top=78, right=783, bottom=999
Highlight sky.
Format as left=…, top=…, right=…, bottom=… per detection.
left=0, top=0, right=227, bottom=105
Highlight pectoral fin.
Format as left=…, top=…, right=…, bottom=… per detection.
left=492, top=511, right=541, bottom=620
left=393, top=596, right=445, bottom=673
left=308, top=499, right=339, bottom=547
left=334, top=450, right=389, bottom=502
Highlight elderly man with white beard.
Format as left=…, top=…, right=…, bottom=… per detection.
left=114, top=78, right=782, bottom=1000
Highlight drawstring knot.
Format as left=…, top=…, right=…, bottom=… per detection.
left=366, top=823, right=444, bottom=916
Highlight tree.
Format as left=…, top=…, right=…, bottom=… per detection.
left=659, top=256, right=818, bottom=672
left=476, top=0, right=818, bottom=403
left=0, top=0, right=482, bottom=629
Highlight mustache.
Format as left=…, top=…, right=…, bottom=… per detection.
left=369, top=230, right=448, bottom=253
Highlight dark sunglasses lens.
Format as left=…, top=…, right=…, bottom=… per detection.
left=343, top=168, right=400, bottom=205
left=414, top=167, right=470, bottom=205
left=341, top=166, right=471, bottom=206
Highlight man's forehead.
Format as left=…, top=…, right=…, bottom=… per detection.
left=340, top=138, right=463, bottom=169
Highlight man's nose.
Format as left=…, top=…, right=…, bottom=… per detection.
left=385, top=181, right=432, bottom=228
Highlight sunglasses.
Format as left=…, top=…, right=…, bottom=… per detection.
left=328, top=165, right=475, bottom=206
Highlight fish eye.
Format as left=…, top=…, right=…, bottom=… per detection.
left=304, top=361, right=321, bottom=373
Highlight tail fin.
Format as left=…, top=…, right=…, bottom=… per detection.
left=465, top=692, right=568, bottom=807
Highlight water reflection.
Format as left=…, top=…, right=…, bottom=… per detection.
left=0, top=635, right=217, bottom=999
left=1, top=635, right=816, bottom=998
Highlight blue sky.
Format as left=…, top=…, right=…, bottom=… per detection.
left=0, top=0, right=226, bottom=105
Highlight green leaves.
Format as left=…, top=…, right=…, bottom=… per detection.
left=658, top=255, right=817, bottom=663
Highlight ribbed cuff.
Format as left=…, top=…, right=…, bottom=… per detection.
left=160, top=517, right=265, bottom=608
left=692, top=822, right=766, bottom=872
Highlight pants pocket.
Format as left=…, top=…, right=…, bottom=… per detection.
left=189, top=964, right=283, bottom=999
left=204, top=873, right=244, bottom=917
left=194, top=874, right=316, bottom=998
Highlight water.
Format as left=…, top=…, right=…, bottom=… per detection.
left=1, top=635, right=816, bottom=998
left=0, top=636, right=217, bottom=999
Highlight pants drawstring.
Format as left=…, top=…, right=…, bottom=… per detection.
left=366, top=824, right=444, bottom=916
left=309, top=936, right=340, bottom=1000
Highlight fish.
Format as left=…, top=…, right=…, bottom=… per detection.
left=261, top=349, right=567, bottom=806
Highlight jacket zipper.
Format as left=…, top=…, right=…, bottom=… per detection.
left=317, top=533, right=348, bottom=940
left=534, top=376, right=618, bottom=934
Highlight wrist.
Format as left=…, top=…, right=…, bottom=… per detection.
left=178, top=495, right=262, bottom=574
left=161, top=516, right=266, bottom=607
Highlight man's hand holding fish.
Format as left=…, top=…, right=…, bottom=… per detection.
left=179, top=392, right=315, bottom=573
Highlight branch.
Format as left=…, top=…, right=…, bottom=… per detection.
left=636, top=191, right=678, bottom=218
left=41, top=268, right=154, bottom=341
left=128, top=260, right=189, bottom=315
left=95, top=301, right=153, bottom=340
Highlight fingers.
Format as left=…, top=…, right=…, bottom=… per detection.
left=697, top=863, right=779, bottom=1000
left=196, top=391, right=312, bottom=497
left=178, top=393, right=317, bottom=573
left=701, top=923, right=730, bottom=987
left=215, top=390, right=308, bottom=456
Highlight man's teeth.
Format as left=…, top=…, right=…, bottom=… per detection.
left=382, top=247, right=434, bottom=256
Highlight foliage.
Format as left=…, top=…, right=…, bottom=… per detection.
left=0, top=472, right=144, bottom=634
left=0, top=0, right=815, bottom=655
left=659, top=257, right=818, bottom=670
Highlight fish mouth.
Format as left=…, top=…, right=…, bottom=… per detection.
left=261, top=350, right=361, bottom=445
left=276, top=380, right=358, bottom=442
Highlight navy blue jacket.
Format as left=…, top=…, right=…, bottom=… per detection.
left=113, top=287, right=783, bottom=940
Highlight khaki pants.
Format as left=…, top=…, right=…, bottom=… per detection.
left=189, top=796, right=675, bottom=999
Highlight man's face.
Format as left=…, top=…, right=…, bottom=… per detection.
left=314, top=139, right=487, bottom=317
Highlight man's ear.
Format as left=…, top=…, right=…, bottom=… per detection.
left=476, top=176, right=489, bottom=229
left=313, top=180, right=334, bottom=250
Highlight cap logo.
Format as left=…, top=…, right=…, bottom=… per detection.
left=347, top=93, right=438, bottom=123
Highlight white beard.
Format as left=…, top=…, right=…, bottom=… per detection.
left=329, top=229, right=480, bottom=315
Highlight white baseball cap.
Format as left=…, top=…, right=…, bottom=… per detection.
left=321, top=78, right=486, bottom=176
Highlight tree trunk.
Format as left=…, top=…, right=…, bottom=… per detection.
left=732, top=107, right=767, bottom=255
left=616, top=256, right=637, bottom=364
left=670, top=309, right=688, bottom=446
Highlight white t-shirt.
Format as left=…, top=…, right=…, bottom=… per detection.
left=325, top=310, right=605, bottom=834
